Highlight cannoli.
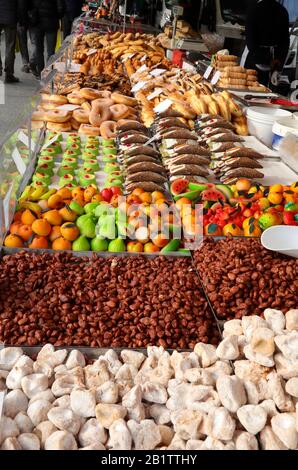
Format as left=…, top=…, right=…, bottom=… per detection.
left=127, top=161, right=165, bottom=174
left=125, top=155, right=159, bottom=166
left=155, top=117, right=189, bottom=129
left=221, top=157, right=263, bottom=169
left=119, top=134, right=149, bottom=145
left=126, top=171, right=168, bottom=183
left=210, top=142, right=243, bottom=153
left=225, top=147, right=263, bottom=159
left=126, top=182, right=166, bottom=193
left=124, top=145, right=160, bottom=158
left=117, top=120, right=147, bottom=132
left=172, top=144, right=211, bottom=156
left=221, top=168, right=264, bottom=180
left=170, top=164, right=209, bottom=177
left=161, top=129, right=197, bottom=140
left=206, top=133, right=244, bottom=144
left=166, top=154, right=210, bottom=166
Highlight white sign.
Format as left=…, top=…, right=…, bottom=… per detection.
left=3, top=182, right=14, bottom=229
left=140, top=55, right=147, bottom=62
left=204, top=66, right=213, bottom=80
left=86, top=48, right=97, bottom=56
left=135, top=64, right=147, bottom=74
left=54, top=62, right=66, bottom=72
left=58, top=104, right=80, bottom=111
left=69, top=63, right=82, bottom=72
left=18, top=131, right=35, bottom=152
left=211, top=71, right=221, bottom=85
left=154, top=99, right=173, bottom=114
left=173, top=5, right=184, bottom=16
left=150, top=68, right=166, bottom=77
left=12, top=148, right=26, bottom=176
left=131, top=81, right=148, bottom=93
left=147, top=88, right=163, bottom=101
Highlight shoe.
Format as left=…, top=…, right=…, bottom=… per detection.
left=0, top=69, right=2, bottom=77
left=21, top=64, right=30, bottom=73
left=30, top=64, right=40, bottom=79
left=4, top=75, right=20, bottom=84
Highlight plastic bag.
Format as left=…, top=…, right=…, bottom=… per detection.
left=55, top=28, right=62, bottom=53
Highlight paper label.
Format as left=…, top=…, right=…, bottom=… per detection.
left=154, top=99, right=173, bottom=114
left=18, top=131, right=35, bottom=152
left=145, top=134, right=161, bottom=145
left=12, top=148, right=26, bottom=176
left=131, top=81, right=148, bottom=93
left=182, top=61, right=197, bottom=73
left=136, top=64, right=147, bottom=74
left=42, top=133, right=60, bottom=150
left=147, top=88, right=163, bottom=101
left=204, top=66, right=213, bottom=79
left=58, top=104, right=80, bottom=111
left=69, top=63, right=81, bottom=72
left=175, top=39, right=184, bottom=49
left=211, top=71, right=221, bottom=85
left=140, top=55, right=147, bottom=62
left=87, top=48, right=97, bottom=56
left=54, top=62, right=66, bottom=72
left=150, top=68, right=166, bottom=77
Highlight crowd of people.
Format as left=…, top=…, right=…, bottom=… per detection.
left=0, top=0, right=83, bottom=83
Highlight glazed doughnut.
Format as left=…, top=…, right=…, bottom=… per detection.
left=32, top=110, right=46, bottom=121
left=73, top=108, right=91, bottom=124
left=31, top=120, right=45, bottom=129
left=89, top=98, right=113, bottom=127
left=71, top=117, right=80, bottom=130
left=81, top=101, right=92, bottom=111
left=47, top=121, right=72, bottom=132
left=44, top=94, right=68, bottom=106
left=79, top=88, right=105, bottom=101
left=79, top=124, right=101, bottom=136
left=111, top=92, right=138, bottom=107
left=67, top=92, right=85, bottom=105
left=40, top=101, right=58, bottom=111
left=100, top=121, right=117, bottom=139
left=44, top=109, right=72, bottom=123
left=110, top=104, right=130, bottom=120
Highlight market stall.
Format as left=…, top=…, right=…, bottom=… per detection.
left=0, top=18, right=297, bottom=452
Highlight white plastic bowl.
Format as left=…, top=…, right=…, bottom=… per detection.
left=272, top=116, right=298, bottom=150
left=246, top=106, right=292, bottom=147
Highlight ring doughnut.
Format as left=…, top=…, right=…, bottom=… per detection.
left=89, top=98, right=113, bottom=127
left=47, top=121, right=72, bottom=132
left=93, top=90, right=112, bottom=100
left=100, top=121, right=117, bottom=139
left=31, top=120, right=45, bottom=129
left=79, top=88, right=106, bottom=101
left=73, top=108, right=91, bottom=124
left=32, top=110, right=46, bottom=121
left=79, top=124, right=101, bottom=136
left=44, top=109, right=72, bottom=123
left=111, top=92, right=138, bottom=107
left=110, top=104, right=130, bottom=120
left=67, top=92, right=85, bottom=105
left=42, top=94, right=68, bottom=106
left=71, top=117, right=81, bottom=130
left=40, top=101, right=59, bottom=111
left=81, top=101, right=92, bottom=111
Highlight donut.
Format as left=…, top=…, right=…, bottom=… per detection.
left=47, top=121, right=72, bottom=132
left=67, top=92, right=85, bottom=105
left=89, top=98, right=113, bottom=127
left=32, top=110, right=46, bottom=121
left=81, top=101, right=92, bottom=111
left=94, top=90, right=112, bottom=100
left=73, top=108, right=91, bottom=124
left=100, top=121, right=117, bottom=139
left=71, top=117, right=80, bottom=130
left=40, top=101, right=58, bottom=111
left=42, top=94, right=68, bottom=106
left=79, top=88, right=106, bottom=101
left=79, top=124, right=101, bottom=136
left=110, top=104, right=130, bottom=121
left=111, top=92, right=138, bottom=107
left=44, top=109, right=72, bottom=123
left=31, top=120, right=45, bottom=129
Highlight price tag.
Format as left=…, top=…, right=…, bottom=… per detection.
left=122, top=52, right=136, bottom=62
left=136, top=63, right=147, bottom=74
left=0, top=391, right=6, bottom=420
left=145, top=134, right=161, bottom=145
left=211, top=71, right=221, bottom=85
left=42, top=133, right=60, bottom=150
left=86, top=48, right=97, bottom=56
left=204, top=66, right=213, bottom=80
left=175, top=39, right=184, bottom=49
left=12, top=148, right=26, bottom=176
left=140, top=55, right=147, bottom=62
left=154, top=99, right=173, bottom=114
left=69, top=63, right=81, bottom=72
left=54, top=62, right=66, bottom=72
left=147, top=88, right=163, bottom=101
left=150, top=68, right=166, bottom=77
left=58, top=104, right=80, bottom=111
left=182, top=61, right=197, bottom=74
left=131, top=81, right=148, bottom=93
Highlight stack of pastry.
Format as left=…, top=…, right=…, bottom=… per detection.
left=213, top=54, right=239, bottom=72
left=218, top=66, right=268, bottom=92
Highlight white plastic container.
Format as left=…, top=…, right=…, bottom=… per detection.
left=294, top=112, right=298, bottom=120
left=246, top=106, right=292, bottom=147
left=272, top=116, right=298, bottom=150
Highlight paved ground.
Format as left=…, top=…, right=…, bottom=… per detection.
left=0, top=43, right=39, bottom=144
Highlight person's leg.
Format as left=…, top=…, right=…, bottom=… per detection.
left=4, top=25, right=18, bottom=82
left=17, top=25, right=30, bottom=72
left=45, top=30, right=58, bottom=62
left=0, top=27, right=3, bottom=75
left=62, top=15, right=72, bottom=39
left=34, top=28, right=45, bottom=75
left=28, top=27, right=39, bottom=76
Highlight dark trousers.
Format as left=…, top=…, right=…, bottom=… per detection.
left=62, top=15, right=73, bottom=39
left=0, top=25, right=17, bottom=76
left=30, top=28, right=57, bottom=73
left=17, top=25, right=29, bottom=65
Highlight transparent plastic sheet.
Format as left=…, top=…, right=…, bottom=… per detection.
left=0, top=92, right=45, bottom=244
left=72, top=14, right=160, bottom=36
left=278, top=132, right=298, bottom=173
